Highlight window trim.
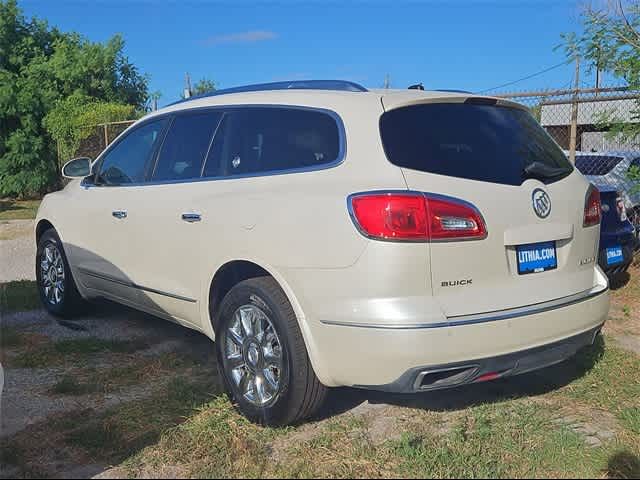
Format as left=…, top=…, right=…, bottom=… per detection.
left=84, top=104, right=346, bottom=188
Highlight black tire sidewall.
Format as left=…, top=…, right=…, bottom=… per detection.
left=216, top=280, right=298, bottom=425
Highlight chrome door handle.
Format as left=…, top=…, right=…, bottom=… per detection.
left=181, top=212, right=202, bottom=223
left=112, top=210, right=127, bottom=219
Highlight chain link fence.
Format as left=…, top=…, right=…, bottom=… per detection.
left=494, top=86, right=640, bottom=159
left=70, top=120, right=136, bottom=161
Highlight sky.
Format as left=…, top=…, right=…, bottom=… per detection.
left=21, top=0, right=617, bottom=107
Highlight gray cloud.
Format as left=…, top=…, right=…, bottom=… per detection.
left=204, top=30, right=278, bottom=46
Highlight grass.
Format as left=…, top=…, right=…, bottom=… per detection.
left=0, top=199, right=40, bottom=221
left=557, top=338, right=640, bottom=429
left=619, top=408, right=640, bottom=435
left=50, top=353, right=192, bottom=396
left=390, top=402, right=619, bottom=479
left=54, top=337, right=149, bottom=355
left=65, top=377, right=216, bottom=459
left=0, top=326, right=25, bottom=348
left=0, top=280, right=39, bottom=313
left=11, top=337, right=150, bottom=369
left=1, top=377, right=217, bottom=478
left=51, top=375, right=94, bottom=395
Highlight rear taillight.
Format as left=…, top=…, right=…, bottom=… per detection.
left=426, top=194, right=487, bottom=240
left=583, top=186, right=602, bottom=227
left=348, top=191, right=487, bottom=241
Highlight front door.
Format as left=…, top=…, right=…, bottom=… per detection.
left=70, top=117, right=169, bottom=306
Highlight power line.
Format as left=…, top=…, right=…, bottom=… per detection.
left=475, top=60, right=571, bottom=94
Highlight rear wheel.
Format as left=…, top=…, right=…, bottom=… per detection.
left=36, top=229, right=87, bottom=318
left=215, top=277, right=327, bottom=426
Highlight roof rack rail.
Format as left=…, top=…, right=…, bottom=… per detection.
left=171, top=80, right=368, bottom=106
left=435, top=89, right=473, bottom=94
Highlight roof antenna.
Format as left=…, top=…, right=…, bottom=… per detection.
left=408, top=83, right=424, bottom=90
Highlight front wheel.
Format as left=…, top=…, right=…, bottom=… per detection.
left=216, top=277, right=327, bottom=426
left=36, top=229, right=87, bottom=318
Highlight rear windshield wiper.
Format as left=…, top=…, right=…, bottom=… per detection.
left=523, top=161, right=572, bottom=181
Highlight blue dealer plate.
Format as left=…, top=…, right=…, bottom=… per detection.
left=517, top=241, right=558, bottom=275
left=606, top=246, right=624, bottom=266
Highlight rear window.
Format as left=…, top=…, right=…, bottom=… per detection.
left=575, top=155, right=624, bottom=176
left=380, top=103, right=573, bottom=186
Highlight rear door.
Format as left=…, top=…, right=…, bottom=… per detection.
left=380, top=99, right=599, bottom=317
left=125, top=110, right=223, bottom=326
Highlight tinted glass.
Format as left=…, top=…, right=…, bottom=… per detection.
left=380, top=103, right=573, bottom=186
left=153, top=111, right=222, bottom=181
left=203, top=107, right=340, bottom=178
left=575, top=155, right=624, bottom=176
left=97, top=119, right=167, bottom=185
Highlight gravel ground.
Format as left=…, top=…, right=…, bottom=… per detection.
left=0, top=220, right=35, bottom=282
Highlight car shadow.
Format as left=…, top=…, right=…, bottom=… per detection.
left=315, top=335, right=606, bottom=420
left=606, top=450, right=640, bottom=479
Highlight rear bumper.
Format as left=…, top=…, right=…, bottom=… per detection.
left=307, top=277, right=610, bottom=388
left=357, top=324, right=603, bottom=393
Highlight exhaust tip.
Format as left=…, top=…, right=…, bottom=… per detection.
left=414, top=365, right=479, bottom=391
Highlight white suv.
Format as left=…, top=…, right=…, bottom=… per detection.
left=36, top=80, right=610, bottom=425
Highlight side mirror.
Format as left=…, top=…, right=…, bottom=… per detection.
left=62, top=157, right=92, bottom=179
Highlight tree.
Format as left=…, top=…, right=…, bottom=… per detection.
left=193, top=78, right=216, bottom=95
left=181, top=77, right=216, bottom=99
left=563, top=1, right=640, bottom=186
left=0, top=0, right=148, bottom=197
left=44, top=92, right=138, bottom=162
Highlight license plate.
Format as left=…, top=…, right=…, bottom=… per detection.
left=606, top=246, right=624, bottom=266
left=517, top=241, right=557, bottom=275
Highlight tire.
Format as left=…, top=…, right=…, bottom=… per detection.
left=215, top=277, right=327, bottom=426
left=36, top=229, right=87, bottom=318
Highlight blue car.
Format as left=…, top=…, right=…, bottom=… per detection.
left=597, top=186, right=638, bottom=276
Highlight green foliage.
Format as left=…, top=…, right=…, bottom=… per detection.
left=44, top=93, right=137, bottom=161
left=193, top=77, right=216, bottom=95
left=0, top=0, right=148, bottom=198
left=562, top=3, right=640, bottom=158
left=181, top=77, right=217, bottom=99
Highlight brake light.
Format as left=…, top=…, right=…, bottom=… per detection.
left=348, top=192, right=487, bottom=241
left=583, top=186, right=602, bottom=227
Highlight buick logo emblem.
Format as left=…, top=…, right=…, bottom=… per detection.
left=532, top=189, right=551, bottom=219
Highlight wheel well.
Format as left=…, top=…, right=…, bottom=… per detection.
left=35, top=220, right=55, bottom=243
left=209, top=261, right=270, bottom=329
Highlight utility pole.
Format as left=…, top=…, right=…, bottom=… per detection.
left=595, top=45, right=601, bottom=96
left=569, top=56, right=580, bottom=163
left=184, top=72, right=192, bottom=99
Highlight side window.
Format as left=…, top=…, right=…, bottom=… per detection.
left=152, top=111, right=222, bottom=182
left=203, top=107, right=341, bottom=178
left=97, top=119, right=167, bottom=185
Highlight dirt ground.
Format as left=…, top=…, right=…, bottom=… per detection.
left=1, top=220, right=639, bottom=479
